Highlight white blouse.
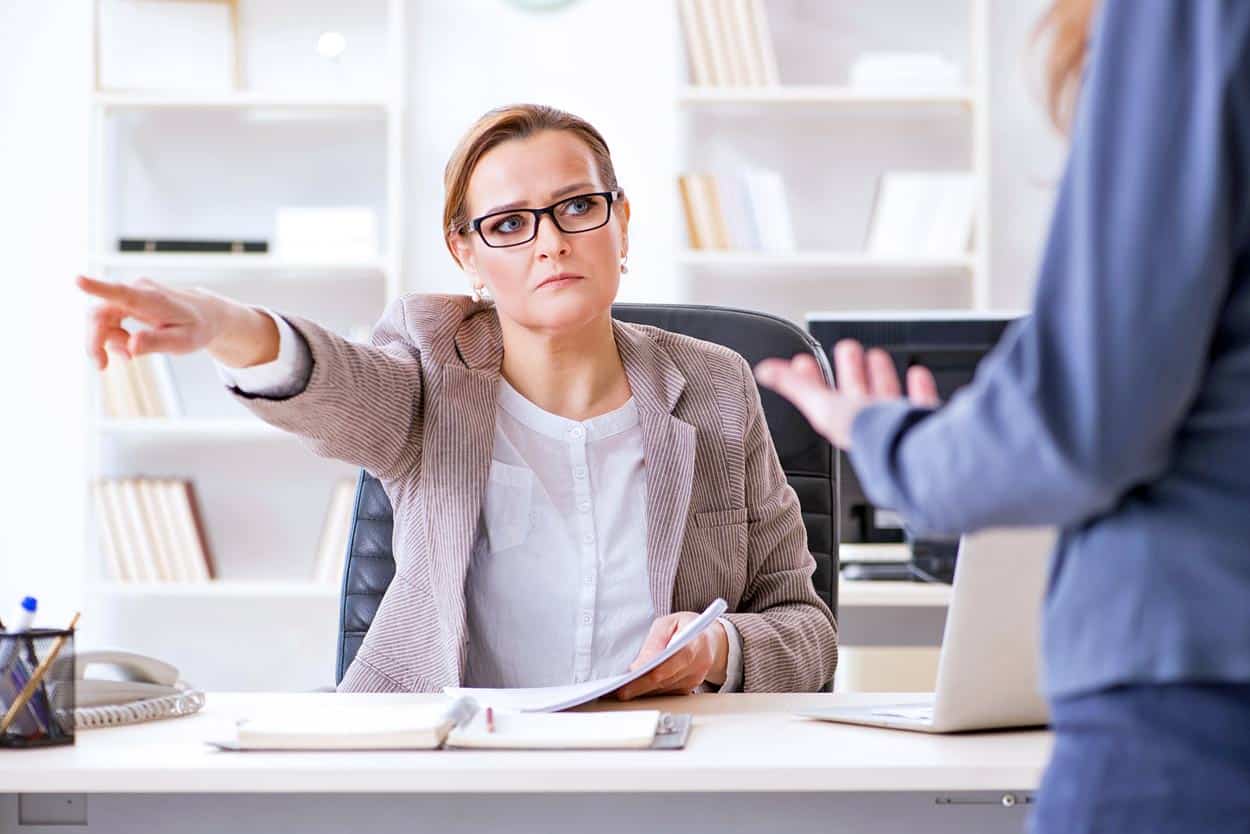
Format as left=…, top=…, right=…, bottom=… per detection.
left=217, top=311, right=743, bottom=691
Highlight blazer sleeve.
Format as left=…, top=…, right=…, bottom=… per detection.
left=721, top=357, right=839, bottom=692
left=226, top=296, right=425, bottom=483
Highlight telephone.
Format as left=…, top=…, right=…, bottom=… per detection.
left=74, top=651, right=183, bottom=707
left=52, top=651, right=206, bottom=729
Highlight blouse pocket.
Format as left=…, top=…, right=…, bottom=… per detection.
left=481, top=461, right=534, bottom=553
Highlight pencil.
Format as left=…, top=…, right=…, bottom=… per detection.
left=0, top=613, right=79, bottom=736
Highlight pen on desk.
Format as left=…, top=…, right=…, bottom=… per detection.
left=486, top=706, right=495, bottom=734
left=0, top=612, right=79, bottom=736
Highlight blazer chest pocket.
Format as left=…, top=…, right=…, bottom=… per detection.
left=482, top=461, right=534, bottom=552
left=690, top=507, right=749, bottom=590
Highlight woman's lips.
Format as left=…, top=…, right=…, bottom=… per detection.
left=537, top=274, right=584, bottom=290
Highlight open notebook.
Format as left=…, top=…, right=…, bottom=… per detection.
left=209, top=698, right=691, bottom=751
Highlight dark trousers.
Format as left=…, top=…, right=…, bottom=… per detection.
left=1030, top=683, right=1250, bottom=834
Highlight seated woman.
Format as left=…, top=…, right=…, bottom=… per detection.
left=76, top=104, right=837, bottom=697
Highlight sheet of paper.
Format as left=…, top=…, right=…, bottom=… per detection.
left=445, top=598, right=728, bottom=712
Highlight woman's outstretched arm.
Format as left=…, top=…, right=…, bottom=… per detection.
left=77, top=275, right=425, bottom=482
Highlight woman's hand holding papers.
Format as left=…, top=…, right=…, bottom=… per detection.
left=612, top=612, right=729, bottom=700
left=76, top=275, right=280, bottom=371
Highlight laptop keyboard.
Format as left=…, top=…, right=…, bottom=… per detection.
left=870, top=706, right=934, bottom=722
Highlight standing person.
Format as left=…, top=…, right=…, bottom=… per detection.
left=756, top=1, right=1250, bottom=830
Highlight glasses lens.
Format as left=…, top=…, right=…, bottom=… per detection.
left=481, top=212, right=537, bottom=247
left=554, top=193, right=610, bottom=233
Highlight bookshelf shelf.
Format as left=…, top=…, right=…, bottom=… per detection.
left=97, top=419, right=287, bottom=441
left=677, top=85, right=975, bottom=108
left=92, top=253, right=390, bottom=276
left=93, top=91, right=391, bottom=115
left=677, top=250, right=976, bottom=273
left=85, top=581, right=339, bottom=600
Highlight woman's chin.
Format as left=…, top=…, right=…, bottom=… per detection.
left=514, top=289, right=614, bottom=332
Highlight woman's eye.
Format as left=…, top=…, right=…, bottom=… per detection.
left=491, top=215, right=524, bottom=234
left=562, top=198, right=591, bottom=216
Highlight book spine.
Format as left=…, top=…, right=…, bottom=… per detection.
left=137, top=479, right=176, bottom=581
left=712, top=0, right=747, bottom=86
left=703, top=175, right=733, bottom=250
left=161, top=480, right=204, bottom=583
left=182, top=481, right=216, bottom=581
left=677, top=0, right=714, bottom=86
left=100, top=481, right=141, bottom=582
left=728, top=0, right=764, bottom=86
left=677, top=175, right=706, bottom=250
left=91, top=481, right=128, bottom=582
left=118, top=479, right=158, bottom=582
left=746, top=0, right=780, bottom=85
left=696, top=0, right=730, bottom=86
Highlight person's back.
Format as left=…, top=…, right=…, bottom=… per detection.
left=756, top=2, right=1250, bottom=830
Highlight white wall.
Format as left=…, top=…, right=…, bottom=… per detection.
left=0, top=0, right=1065, bottom=682
left=0, top=1, right=91, bottom=628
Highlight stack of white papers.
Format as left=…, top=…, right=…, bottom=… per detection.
left=446, top=598, right=729, bottom=712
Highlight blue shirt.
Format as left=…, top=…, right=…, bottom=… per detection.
left=849, top=0, right=1250, bottom=699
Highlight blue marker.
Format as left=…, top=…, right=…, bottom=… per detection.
left=0, top=597, right=37, bottom=674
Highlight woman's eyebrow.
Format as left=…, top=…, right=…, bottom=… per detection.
left=482, top=182, right=596, bottom=216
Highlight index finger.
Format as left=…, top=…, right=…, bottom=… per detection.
left=833, top=340, right=870, bottom=397
left=77, top=274, right=139, bottom=307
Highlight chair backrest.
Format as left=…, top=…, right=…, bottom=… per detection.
left=336, top=303, right=839, bottom=685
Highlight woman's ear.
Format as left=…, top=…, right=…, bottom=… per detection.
left=449, top=231, right=477, bottom=276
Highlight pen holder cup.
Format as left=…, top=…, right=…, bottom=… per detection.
left=0, top=628, right=75, bottom=749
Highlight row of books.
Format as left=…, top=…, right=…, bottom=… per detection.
left=679, top=170, right=977, bottom=258
left=677, top=0, right=779, bottom=87
left=91, top=478, right=215, bottom=582
left=679, top=171, right=796, bottom=252
left=100, top=353, right=182, bottom=419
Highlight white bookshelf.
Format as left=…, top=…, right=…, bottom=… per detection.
left=84, top=0, right=406, bottom=691
left=86, top=581, right=339, bottom=600
left=677, top=85, right=975, bottom=107
left=677, top=250, right=975, bottom=274
left=96, top=419, right=287, bottom=441
left=91, top=253, right=389, bottom=275
left=675, top=0, right=992, bottom=320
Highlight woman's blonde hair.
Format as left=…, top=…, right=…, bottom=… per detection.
left=442, top=104, right=622, bottom=266
left=1036, top=0, right=1100, bottom=133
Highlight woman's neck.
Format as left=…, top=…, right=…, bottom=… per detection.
left=498, top=312, right=631, bottom=422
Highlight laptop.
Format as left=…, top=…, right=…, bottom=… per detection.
left=800, top=527, right=1057, bottom=733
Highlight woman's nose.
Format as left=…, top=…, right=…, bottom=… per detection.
left=533, top=214, right=571, bottom=259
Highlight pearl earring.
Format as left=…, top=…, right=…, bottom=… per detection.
left=471, top=285, right=486, bottom=303
left=620, top=254, right=629, bottom=275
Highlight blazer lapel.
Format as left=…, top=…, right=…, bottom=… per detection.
left=422, top=305, right=501, bottom=678
left=613, top=321, right=695, bottom=618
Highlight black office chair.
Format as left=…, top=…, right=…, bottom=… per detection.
left=335, top=303, right=839, bottom=685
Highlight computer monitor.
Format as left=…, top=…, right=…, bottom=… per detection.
left=806, top=311, right=1024, bottom=577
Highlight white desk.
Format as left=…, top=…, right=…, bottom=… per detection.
left=0, top=692, right=1051, bottom=834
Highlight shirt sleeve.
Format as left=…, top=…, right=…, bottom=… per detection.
left=848, top=0, right=1250, bottom=536
left=715, top=616, right=745, bottom=692
left=214, top=308, right=313, bottom=399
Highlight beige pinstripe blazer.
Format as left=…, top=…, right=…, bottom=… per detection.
left=229, top=294, right=837, bottom=693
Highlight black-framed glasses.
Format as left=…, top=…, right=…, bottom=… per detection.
left=465, top=190, right=621, bottom=248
